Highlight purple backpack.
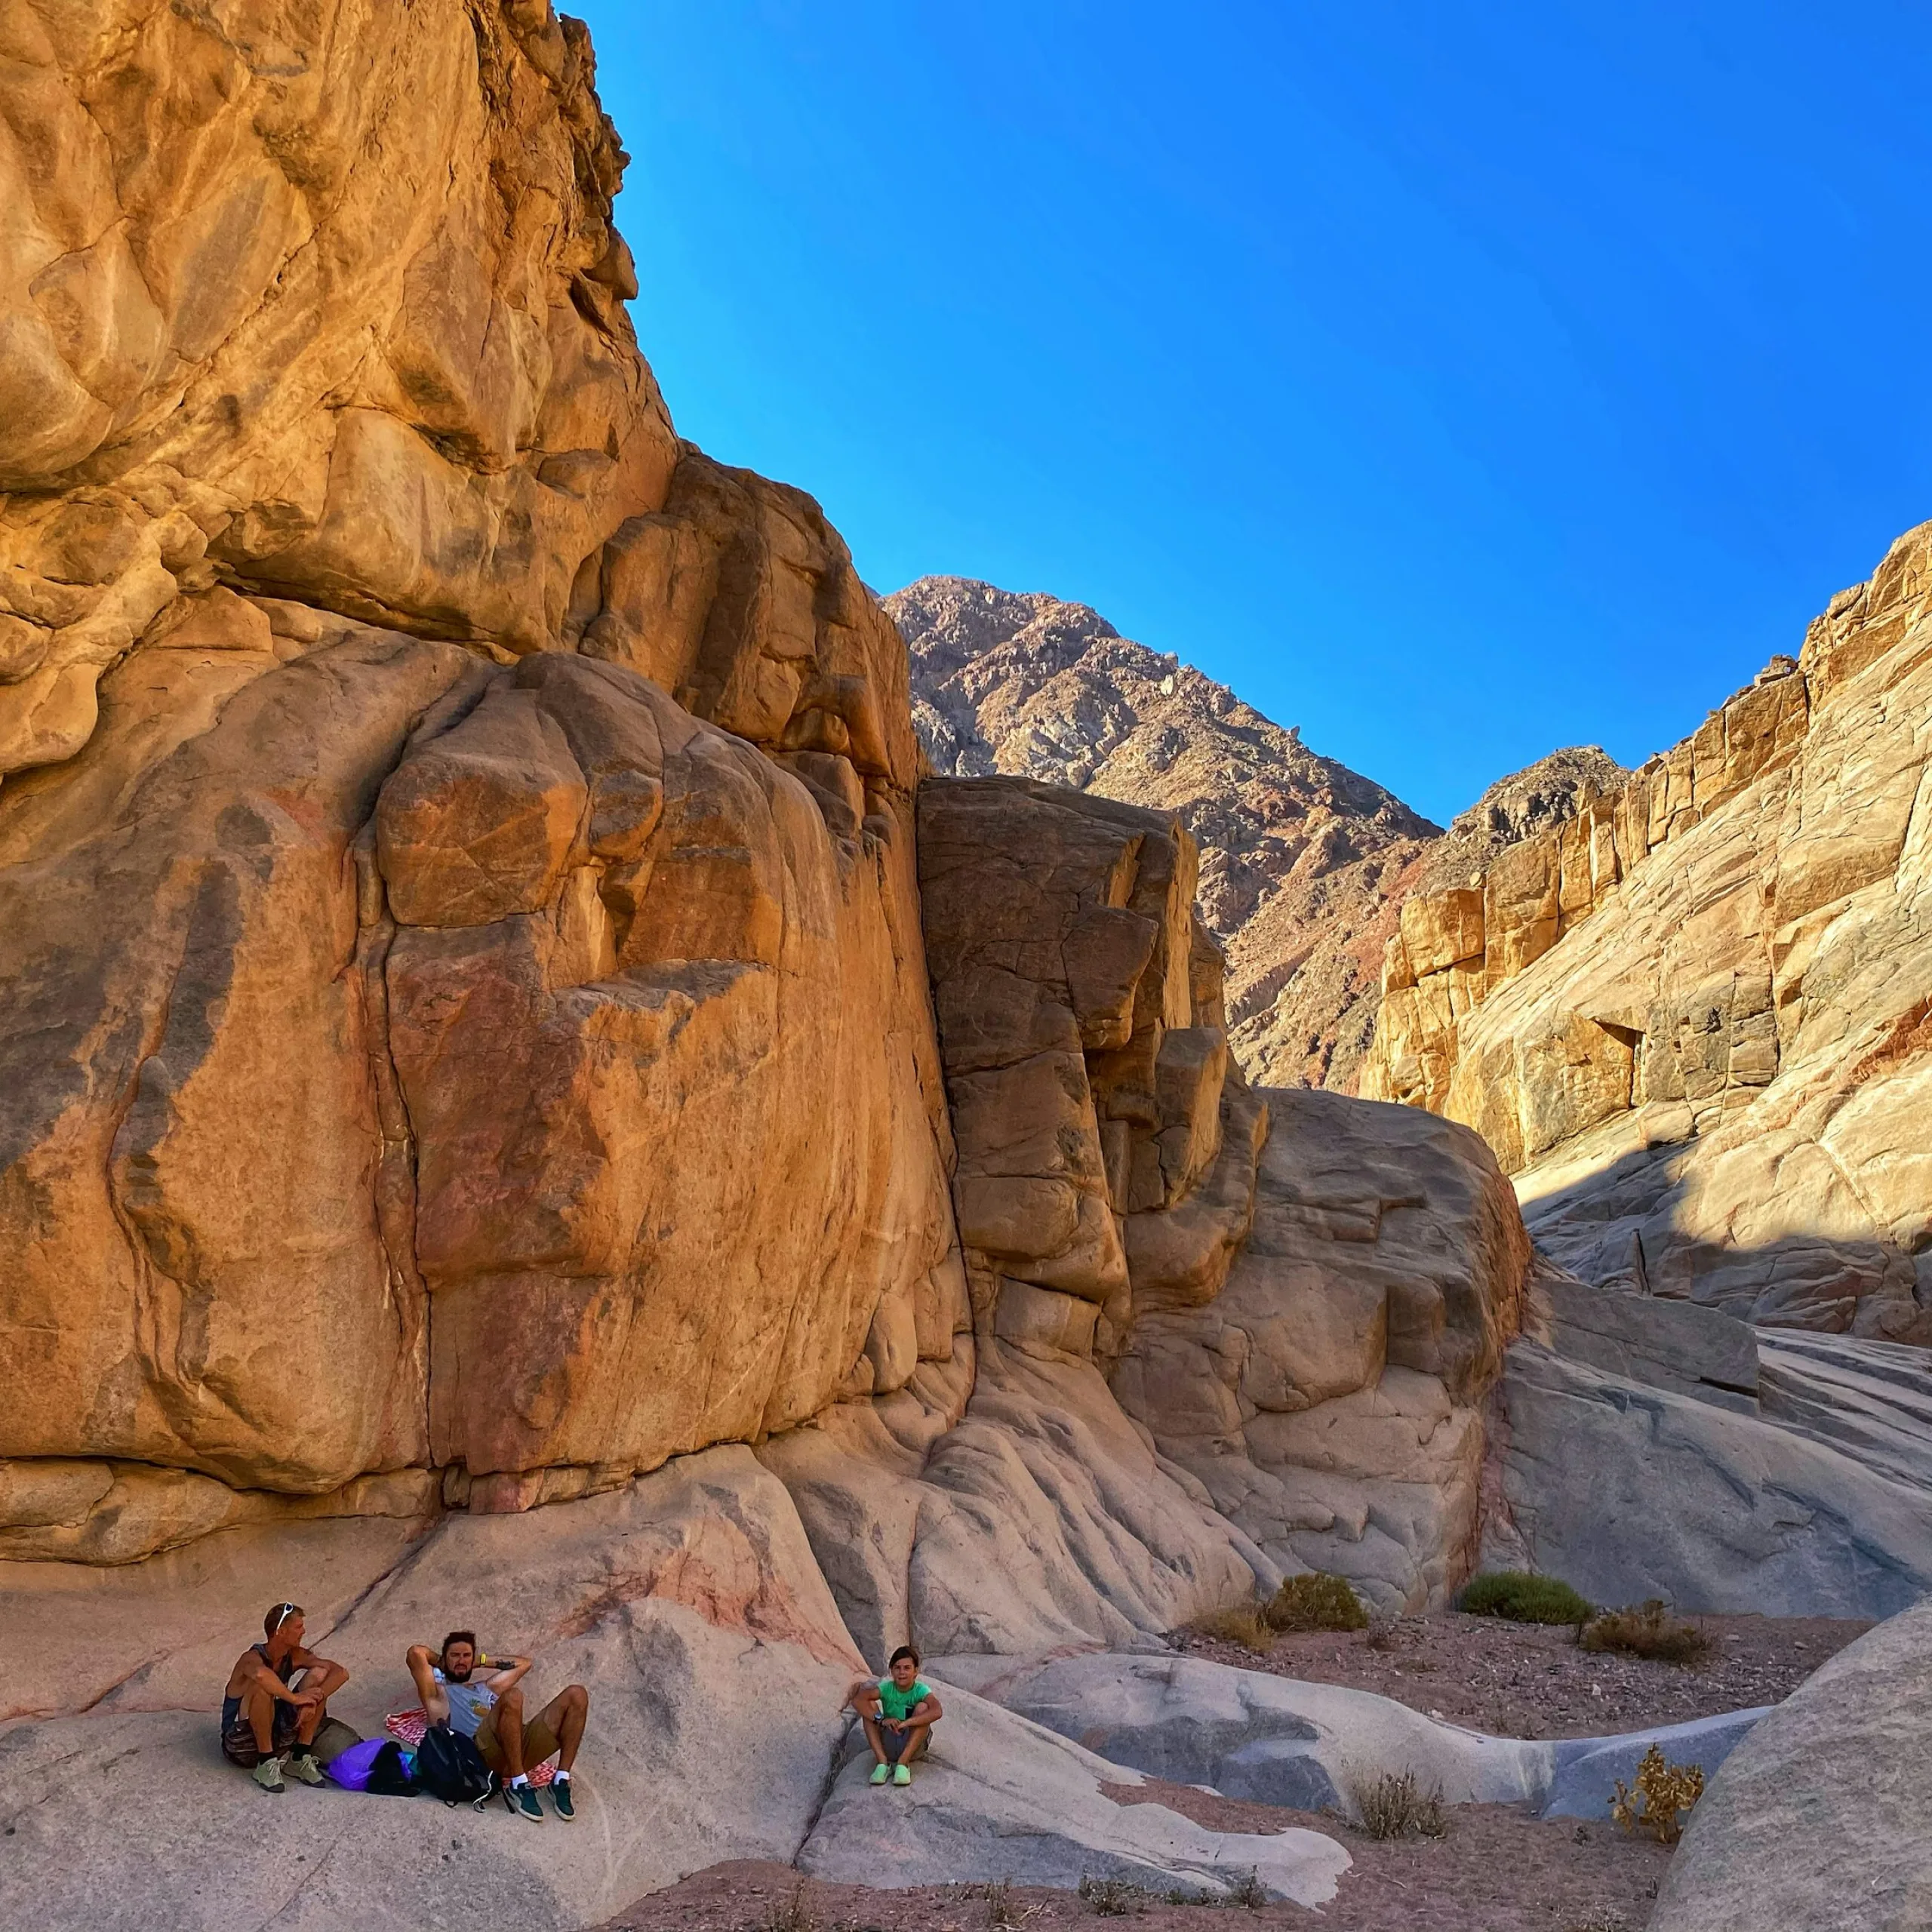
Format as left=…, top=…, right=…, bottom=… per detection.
left=323, top=1737, right=406, bottom=1792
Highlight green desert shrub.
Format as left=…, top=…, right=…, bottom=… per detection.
left=1457, top=1570, right=1592, bottom=1625
left=1265, top=1571, right=1369, bottom=1633
left=1580, top=1599, right=1711, bottom=1665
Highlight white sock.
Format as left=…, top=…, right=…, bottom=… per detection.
left=553, top=1769, right=570, bottom=1782
left=509, top=1774, right=529, bottom=1788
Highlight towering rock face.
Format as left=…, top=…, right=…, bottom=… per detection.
left=1361, top=526, right=1932, bottom=1348
left=0, top=0, right=959, bottom=1560
left=888, top=577, right=1439, bottom=1090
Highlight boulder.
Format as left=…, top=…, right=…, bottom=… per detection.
left=983, top=1651, right=1549, bottom=1814
left=1653, top=1598, right=1932, bottom=1932
left=798, top=1682, right=1352, bottom=1905
left=1541, top=1708, right=1771, bottom=1822
left=1113, top=1086, right=1529, bottom=1612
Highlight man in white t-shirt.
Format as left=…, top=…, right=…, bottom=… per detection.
left=405, top=1630, right=589, bottom=1823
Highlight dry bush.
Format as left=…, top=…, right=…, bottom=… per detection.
left=1186, top=1602, right=1276, bottom=1654
left=1562, top=1912, right=1630, bottom=1932
left=1610, top=1744, right=1705, bottom=1844
left=1350, top=1769, right=1448, bottom=1841
left=1361, top=1623, right=1401, bottom=1652
left=1266, top=1572, right=1368, bottom=1633
left=1581, top=1599, right=1711, bottom=1666
left=1457, top=1569, right=1592, bottom=1625
left=982, top=1876, right=1039, bottom=1927
left=1220, top=1867, right=1268, bottom=1909
left=1077, top=1872, right=1150, bottom=1915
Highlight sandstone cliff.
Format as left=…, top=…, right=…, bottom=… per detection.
left=1360, top=527, right=1932, bottom=1349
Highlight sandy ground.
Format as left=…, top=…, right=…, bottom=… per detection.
left=1174, top=1611, right=1873, bottom=1737
left=592, top=1614, right=1870, bottom=1932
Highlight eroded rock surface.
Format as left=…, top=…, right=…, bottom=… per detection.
left=1361, top=527, right=1932, bottom=1349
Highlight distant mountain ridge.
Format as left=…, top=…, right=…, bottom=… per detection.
left=888, top=574, right=1625, bottom=1089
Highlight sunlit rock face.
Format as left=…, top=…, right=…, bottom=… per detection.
left=1361, top=525, right=1932, bottom=1348
left=0, top=0, right=959, bottom=1559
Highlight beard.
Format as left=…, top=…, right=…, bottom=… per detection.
left=445, top=1663, right=473, bottom=1683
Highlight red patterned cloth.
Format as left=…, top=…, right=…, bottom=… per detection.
left=386, top=1708, right=556, bottom=1787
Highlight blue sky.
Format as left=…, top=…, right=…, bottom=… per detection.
left=574, top=2, right=1932, bottom=825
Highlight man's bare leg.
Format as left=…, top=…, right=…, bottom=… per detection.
left=862, top=1715, right=888, bottom=1765
left=494, top=1685, right=528, bottom=1780
left=244, top=1681, right=278, bottom=1758
left=534, top=1684, right=589, bottom=1772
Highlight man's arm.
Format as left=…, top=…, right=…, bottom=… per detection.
left=845, top=1677, right=882, bottom=1716
left=249, top=1659, right=321, bottom=1709
left=478, top=1652, right=533, bottom=1694
left=289, top=1648, right=349, bottom=1702
left=405, top=1643, right=449, bottom=1720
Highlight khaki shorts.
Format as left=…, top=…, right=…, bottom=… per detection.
left=474, top=1706, right=560, bottom=1773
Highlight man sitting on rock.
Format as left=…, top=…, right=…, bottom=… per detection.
left=405, top=1631, right=589, bottom=1823
left=220, top=1601, right=348, bottom=1793
left=847, top=1644, right=943, bottom=1786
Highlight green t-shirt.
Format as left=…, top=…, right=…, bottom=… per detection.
left=875, top=1675, right=932, bottom=1722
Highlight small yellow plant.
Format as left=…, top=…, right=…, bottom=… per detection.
left=1609, top=1744, right=1704, bottom=1845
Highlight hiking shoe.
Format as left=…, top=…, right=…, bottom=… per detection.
left=507, top=1782, right=545, bottom=1823
left=869, top=1762, right=891, bottom=1786
left=549, top=1778, right=575, bottom=1823
left=892, top=1764, right=912, bottom=1787
left=253, top=1756, right=286, bottom=1794
left=285, top=1751, right=325, bottom=1787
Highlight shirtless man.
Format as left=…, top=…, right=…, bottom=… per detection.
left=405, top=1631, right=588, bottom=1823
left=220, top=1601, right=349, bottom=1794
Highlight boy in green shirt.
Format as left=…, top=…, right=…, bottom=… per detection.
left=846, top=1644, right=943, bottom=1786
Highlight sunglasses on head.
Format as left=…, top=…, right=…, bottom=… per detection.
left=269, top=1603, right=297, bottom=1635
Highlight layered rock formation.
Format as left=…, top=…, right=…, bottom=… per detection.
left=889, top=577, right=1440, bottom=1088
left=892, top=577, right=1628, bottom=1094
left=1361, top=527, right=1932, bottom=1349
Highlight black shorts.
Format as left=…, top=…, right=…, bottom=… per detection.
left=221, top=1700, right=301, bottom=1767
left=872, top=1718, right=921, bottom=1762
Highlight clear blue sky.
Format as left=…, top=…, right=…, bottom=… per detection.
left=574, top=2, right=1932, bottom=825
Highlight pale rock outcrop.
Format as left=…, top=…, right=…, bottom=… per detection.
left=800, top=1683, right=1352, bottom=1906
left=1653, top=1596, right=1932, bottom=1932
left=1114, top=1088, right=1530, bottom=1613
left=968, top=1650, right=1768, bottom=1824
left=0, top=1447, right=866, bottom=1930
left=1491, top=1279, right=1932, bottom=1617
left=1362, top=525, right=1932, bottom=1350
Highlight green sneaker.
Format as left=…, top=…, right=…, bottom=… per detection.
left=252, top=1756, right=285, bottom=1795
left=285, top=1750, right=325, bottom=1787
left=869, top=1763, right=891, bottom=1786
left=506, top=1780, right=545, bottom=1823
left=892, top=1764, right=912, bottom=1787
left=549, top=1777, right=575, bottom=1823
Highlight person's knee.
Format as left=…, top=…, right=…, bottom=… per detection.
left=497, top=1686, right=525, bottom=1712
left=563, top=1684, right=588, bottom=1711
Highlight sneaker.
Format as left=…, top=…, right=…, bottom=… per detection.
left=892, top=1764, right=912, bottom=1787
left=549, top=1777, right=575, bottom=1823
left=506, top=1780, right=545, bottom=1823
left=869, top=1763, right=891, bottom=1786
left=285, top=1751, right=325, bottom=1787
left=253, top=1756, right=286, bottom=1795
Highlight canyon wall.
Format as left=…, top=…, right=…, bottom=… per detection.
left=1361, top=528, right=1932, bottom=1345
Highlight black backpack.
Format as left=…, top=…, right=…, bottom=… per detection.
left=365, top=1739, right=419, bottom=1798
left=414, top=1721, right=496, bottom=1807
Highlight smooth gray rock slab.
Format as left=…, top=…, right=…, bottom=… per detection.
left=1543, top=1707, right=1772, bottom=1820
left=1654, top=1597, right=1932, bottom=1932
left=798, top=1683, right=1350, bottom=1904
left=980, top=1651, right=1554, bottom=1812
left=1542, top=1276, right=1759, bottom=1405
left=1500, top=1340, right=1932, bottom=1617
